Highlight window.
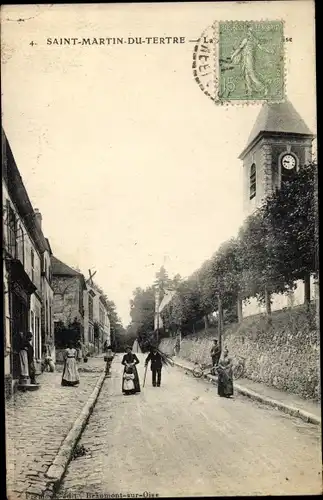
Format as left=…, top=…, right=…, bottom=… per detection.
left=6, top=201, right=17, bottom=257
left=17, top=225, right=25, bottom=265
left=249, top=163, right=256, bottom=200
left=30, top=310, right=35, bottom=334
left=46, top=299, right=49, bottom=333
left=31, top=249, right=35, bottom=283
left=49, top=305, right=52, bottom=335
left=99, top=305, right=104, bottom=325
left=89, top=326, right=94, bottom=343
left=89, top=295, right=94, bottom=322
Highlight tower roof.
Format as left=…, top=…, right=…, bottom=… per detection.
left=240, top=100, right=314, bottom=158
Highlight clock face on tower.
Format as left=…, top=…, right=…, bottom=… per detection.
left=281, top=153, right=297, bottom=170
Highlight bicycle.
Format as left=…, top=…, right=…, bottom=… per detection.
left=192, top=362, right=218, bottom=379
left=232, top=356, right=245, bottom=380
left=104, top=354, right=114, bottom=375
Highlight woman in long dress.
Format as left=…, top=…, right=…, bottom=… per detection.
left=217, top=347, right=233, bottom=398
left=61, top=342, right=80, bottom=387
left=121, top=346, right=141, bottom=394
left=13, top=332, right=30, bottom=383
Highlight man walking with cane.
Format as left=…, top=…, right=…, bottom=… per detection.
left=145, top=346, right=163, bottom=387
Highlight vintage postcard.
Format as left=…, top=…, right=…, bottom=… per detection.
left=2, top=2, right=320, bottom=499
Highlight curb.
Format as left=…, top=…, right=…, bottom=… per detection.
left=44, top=368, right=107, bottom=497
left=173, top=360, right=321, bottom=426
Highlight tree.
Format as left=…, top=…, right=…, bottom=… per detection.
left=129, top=163, right=317, bottom=333
left=129, top=286, right=155, bottom=348
left=114, top=323, right=135, bottom=352
left=260, top=162, right=316, bottom=305
left=154, top=266, right=172, bottom=294
left=91, top=281, right=125, bottom=349
left=54, top=318, right=82, bottom=349
left=171, top=273, right=182, bottom=289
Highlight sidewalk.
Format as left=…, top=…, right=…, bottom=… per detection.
left=5, top=355, right=106, bottom=500
left=173, top=356, right=321, bottom=426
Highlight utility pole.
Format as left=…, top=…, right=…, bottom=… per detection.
left=217, top=293, right=223, bottom=353
left=314, top=161, right=320, bottom=397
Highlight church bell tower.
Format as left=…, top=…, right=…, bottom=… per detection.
left=239, top=101, right=314, bottom=217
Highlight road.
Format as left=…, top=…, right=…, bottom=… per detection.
left=57, top=354, right=322, bottom=498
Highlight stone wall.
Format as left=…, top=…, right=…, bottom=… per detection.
left=5, top=374, right=12, bottom=399
left=242, top=278, right=316, bottom=318
left=52, top=276, right=82, bottom=324
left=160, top=304, right=320, bottom=401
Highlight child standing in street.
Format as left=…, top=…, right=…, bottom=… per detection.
left=123, top=366, right=136, bottom=395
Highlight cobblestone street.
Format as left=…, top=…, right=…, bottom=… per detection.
left=57, top=354, right=322, bottom=498
left=6, top=356, right=105, bottom=500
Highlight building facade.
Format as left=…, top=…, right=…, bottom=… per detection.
left=99, top=296, right=111, bottom=346
left=2, top=129, right=54, bottom=395
left=84, top=283, right=111, bottom=352
left=239, top=101, right=315, bottom=318
left=83, top=285, right=95, bottom=347
left=51, top=256, right=86, bottom=359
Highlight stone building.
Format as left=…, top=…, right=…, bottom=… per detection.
left=99, top=296, right=111, bottom=347
left=34, top=209, right=55, bottom=362
left=51, top=257, right=87, bottom=356
left=83, top=282, right=111, bottom=353
left=239, top=101, right=315, bottom=317
left=2, top=128, right=54, bottom=396
left=83, top=284, right=95, bottom=348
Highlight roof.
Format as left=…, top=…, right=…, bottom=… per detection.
left=51, top=256, right=82, bottom=276
left=45, top=238, right=53, bottom=255
left=240, top=100, right=314, bottom=158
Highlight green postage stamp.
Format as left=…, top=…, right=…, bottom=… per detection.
left=193, top=20, right=285, bottom=104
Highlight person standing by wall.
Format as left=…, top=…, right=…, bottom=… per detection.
left=210, top=339, right=221, bottom=370
left=25, top=332, right=37, bottom=385
left=217, top=347, right=234, bottom=398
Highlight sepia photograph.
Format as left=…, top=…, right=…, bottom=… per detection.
left=1, top=1, right=320, bottom=498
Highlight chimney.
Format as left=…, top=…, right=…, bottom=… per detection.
left=34, top=208, right=42, bottom=229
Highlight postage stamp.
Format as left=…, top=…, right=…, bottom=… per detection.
left=193, top=20, right=285, bottom=104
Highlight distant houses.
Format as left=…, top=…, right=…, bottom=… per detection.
left=2, top=128, right=111, bottom=397
left=51, top=256, right=111, bottom=360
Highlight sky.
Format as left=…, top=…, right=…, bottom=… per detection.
left=1, top=2, right=316, bottom=325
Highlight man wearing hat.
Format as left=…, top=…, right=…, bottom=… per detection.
left=145, top=346, right=163, bottom=387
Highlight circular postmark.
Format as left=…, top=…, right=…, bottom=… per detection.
left=192, top=24, right=218, bottom=102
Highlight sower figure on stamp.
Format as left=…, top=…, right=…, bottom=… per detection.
left=145, top=347, right=163, bottom=387
left=230, top=26, right=273, bottom=97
